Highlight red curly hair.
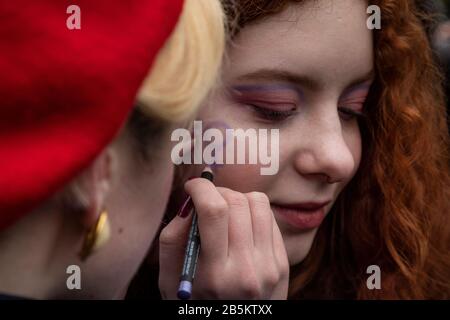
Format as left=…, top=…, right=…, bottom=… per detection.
left=222, top=0, right=450, bottom=299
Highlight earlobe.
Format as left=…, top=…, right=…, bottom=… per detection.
left=79, top=148, right=115, bottom=228
left=77, top=148, right=115, bottom=261
left=79, top=209, right=111, bottom=261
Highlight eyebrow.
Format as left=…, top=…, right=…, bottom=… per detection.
left=235, top=68, right=375, bottom=92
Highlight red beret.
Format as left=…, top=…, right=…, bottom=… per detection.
left=0, top=0, right=184, bottom=229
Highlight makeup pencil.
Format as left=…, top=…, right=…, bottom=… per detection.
left=177, top=167, right=214, bottom=300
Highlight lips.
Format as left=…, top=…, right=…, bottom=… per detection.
left=271, top=201, right=330, bottom=230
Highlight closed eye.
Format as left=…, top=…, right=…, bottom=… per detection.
left=338, top=106, right=366, bottom=121
left=248, top=104, right=297, bottom=122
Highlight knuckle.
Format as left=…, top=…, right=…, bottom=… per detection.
left=232, top=256, right=263, bottom=299
left=264, top=267, right=281, bottom=289
left=196, top=265, right=229, bottom=299
left=201, top=199, right=229, bottom=220
left=240, top=274, right=262, bottom=299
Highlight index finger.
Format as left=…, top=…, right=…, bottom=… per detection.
left=185, top=178, right=229, bottom=263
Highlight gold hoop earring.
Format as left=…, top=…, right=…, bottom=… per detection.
left=79, top=210, right=110, bottom=261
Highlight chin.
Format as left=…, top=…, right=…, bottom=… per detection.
left=284, top=228, right=318, bottom=266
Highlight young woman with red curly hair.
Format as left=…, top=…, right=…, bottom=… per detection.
left=150, top=0, right=450, bottom=300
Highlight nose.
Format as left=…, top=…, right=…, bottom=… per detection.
left=292, top=112, right=358, bottom=184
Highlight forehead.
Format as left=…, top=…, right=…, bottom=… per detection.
left=225, top=0, right=373, bottom=89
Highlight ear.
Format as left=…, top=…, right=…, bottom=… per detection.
left=78, top=148, right=115, bottom=229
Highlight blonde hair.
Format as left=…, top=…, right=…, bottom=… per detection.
left=137, top=0, right=225, bottom=122
left=59, top=0, right=225, bottom=212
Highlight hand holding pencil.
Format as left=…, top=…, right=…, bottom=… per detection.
left=158, top=167, right=289, bottom=300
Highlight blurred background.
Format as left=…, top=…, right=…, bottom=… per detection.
left=421, top=0, right=450, bottom=130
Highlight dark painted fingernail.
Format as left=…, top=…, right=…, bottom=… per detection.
left=177, top=196, right=194, bottom=218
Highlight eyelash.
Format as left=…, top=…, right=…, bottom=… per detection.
left=247, top=101, right=367, bottom=125
left=338, top=107, right=366, bottom=121
left=248, top=104, right=296, bottom=121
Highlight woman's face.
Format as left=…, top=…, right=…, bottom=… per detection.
left=196, top=0, right=374, bottom=265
